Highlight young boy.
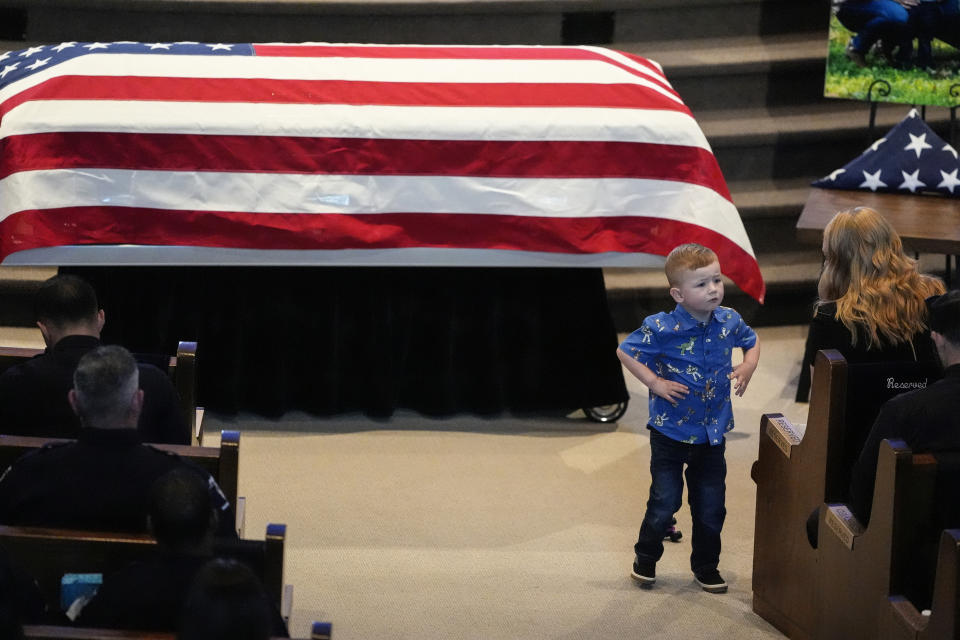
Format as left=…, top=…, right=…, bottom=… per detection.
left=617, top=243, right=760, bottom=594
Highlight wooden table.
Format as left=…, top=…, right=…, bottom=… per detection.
left=797, top=188, right=960, bottom=283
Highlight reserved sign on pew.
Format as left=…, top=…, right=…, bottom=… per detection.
left=765, top=415, right=801, bottom=459
left=825, top=504, right=864, bottom=551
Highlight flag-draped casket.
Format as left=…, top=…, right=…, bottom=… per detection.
left=0, top=42, right=764, bottom=303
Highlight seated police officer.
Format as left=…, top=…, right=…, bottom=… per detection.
left=0, top=345, right=232, bottom=535
left=0, top=274, right=189, bottom=444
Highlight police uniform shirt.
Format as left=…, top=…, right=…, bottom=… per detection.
left=0, top=335, right=189, bottom=444
left=0, top=428, right=231, bottom=534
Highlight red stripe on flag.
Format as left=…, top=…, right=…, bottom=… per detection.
left=0, top=133, right=730, bottom=198
left=253, top=44, right=672, bottom=93
left=0, top=76, right=688, bottom=118
left=0, top=208, right=763, bottom=302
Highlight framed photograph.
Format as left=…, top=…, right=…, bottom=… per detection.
left=824, top=0, right=960, bottom=107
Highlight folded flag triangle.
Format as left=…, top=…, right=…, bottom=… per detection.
left=812, top=109, right=960, bottom=197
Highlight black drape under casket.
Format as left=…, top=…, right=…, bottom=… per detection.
left=64, top=266, right=628, bottom=418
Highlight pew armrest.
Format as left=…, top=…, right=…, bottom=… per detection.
left=174, top=340, right=198, bottom=443
left=264, top=523, right=287, bottom=611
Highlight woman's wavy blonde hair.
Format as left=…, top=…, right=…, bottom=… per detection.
left=817, top=206, right=945, bottom=348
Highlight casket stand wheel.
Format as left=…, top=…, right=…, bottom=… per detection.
left=583, top=401, right=628, bottom=423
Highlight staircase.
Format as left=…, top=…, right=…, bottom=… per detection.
left=2, top=0, right=944, bottom=331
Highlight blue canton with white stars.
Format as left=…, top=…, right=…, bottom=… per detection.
left=812, top=108, right=960, bottom=197
left=0, top=41, right=253, bottom=90
left=620, top=304, right=757, bottom=446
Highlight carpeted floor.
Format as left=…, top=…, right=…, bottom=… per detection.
left=204, top=324, right=811, bottom=639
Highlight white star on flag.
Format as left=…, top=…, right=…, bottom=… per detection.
left=0, top=63, right=20, bottom=79
left=18, top=46, right=45, bottom=58
left=905, top=132, right=933, bottom=158
left=814, top=108, right=960, bottom=198
left=207, top=44, right=233, bottom=51
left=52, top=42, right=76, bottom=52
left=860, top=169, right=887, bottom=191
left=84, top=43, right=110, bottom=50
left=147, top=43, right=172, bottom=50
left=938, top=169, right=960, bottom=193
left=25, top=57, right=51, bottom=71
left=898, top=169, right=926, bottom=193
left=0, top=52, right=9, bottom=63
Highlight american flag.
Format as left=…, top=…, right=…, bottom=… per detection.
left=813, top=108, right=960, bottom=198
left=0, top=41, right=764, bottom=302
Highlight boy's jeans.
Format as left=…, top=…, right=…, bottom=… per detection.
left=634, top=428, right=727, bottom=575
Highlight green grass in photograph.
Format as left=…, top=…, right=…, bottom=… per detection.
left=824, top=15, right=960, bottom=107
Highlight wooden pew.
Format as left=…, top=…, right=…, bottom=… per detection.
left=751, top=349, right=849, bottom=640
left=0, top=341, right=202, bottom=445
left=22, top=625, right=321, bottom=639
left=0, top=430, right=240, bottom=516
left=130, top=341, right=200, bottom=444
left=881, top=529, right=960, bottom=640
left=815, top=439, right=941, bottom=639
left=23, top=628, right=173, bottom=639
left=0, top=522, right=287, bottom=623
left=751, top=350, right=939, bottom=639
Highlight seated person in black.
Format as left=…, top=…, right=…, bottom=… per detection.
left=0, top=274, right=189, bottom=444
left=807, top=291, right=960, bottom=608
left=796, top=207, right=943, bottom=402
left=180, top=558, right=288, bottom=640
left=0, top=346, right=234, bottom=536
left=0, top=541, right=47, bottom=636
left=75, top=468, right=285, bottom=635
left=848, top=290, right=960, bottom=524
left=844, top=290, right=960, bottom=609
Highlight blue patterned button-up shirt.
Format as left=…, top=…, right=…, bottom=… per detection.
left=619, top=304, right=757, bottom=446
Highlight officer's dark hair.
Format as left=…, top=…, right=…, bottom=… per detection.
left=928, top=290, right=960, bottom=345
left=179, top=558, right=273, bottom=640
left=34, top=274, right=99, bottom=328
left=149, top=468, right=216, bottom=550
left=72, top=345, right=139, bottom=427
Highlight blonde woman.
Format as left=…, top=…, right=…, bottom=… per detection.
left=796, top=206, right=945, bottom=402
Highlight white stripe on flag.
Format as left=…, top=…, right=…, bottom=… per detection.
left=1, top=101, right=710, bottom=149
left=0, top=169, right=751, bottom=251
left=0, top=53, right=684, bottom=105
left=581, top=46, right=668, bottom=81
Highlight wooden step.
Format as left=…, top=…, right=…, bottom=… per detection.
left=622, top=33, right=828, bottom=111
left=616, top=0, right=829, bottom=43
left=1, top=0, right=831, bottom=46
left=700, top=102, right=955, bottom=183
